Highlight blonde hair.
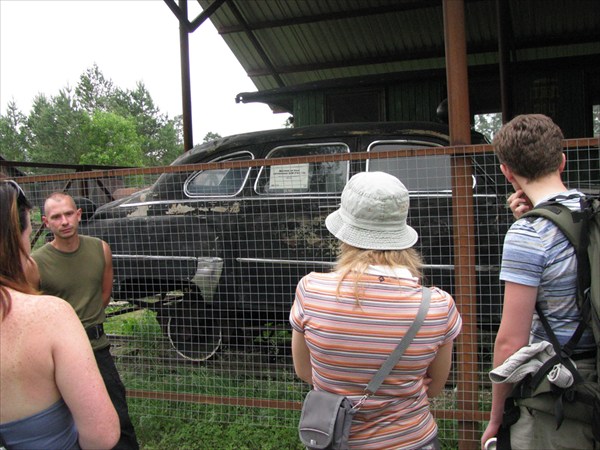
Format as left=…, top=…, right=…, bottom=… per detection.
left=334, top=242, right=423, bottom=301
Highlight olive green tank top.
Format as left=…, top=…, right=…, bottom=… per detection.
left=32, top=235, right=109, bottom=350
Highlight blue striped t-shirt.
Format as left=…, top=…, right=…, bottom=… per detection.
left=500, top=189, right=594, bottom=351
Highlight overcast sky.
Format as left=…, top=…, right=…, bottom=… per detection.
left=0, top=0, right=286, bottom=146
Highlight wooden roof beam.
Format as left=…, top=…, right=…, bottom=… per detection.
left=226, top=1, right=285, bottom=87
left=244, top=31, right=600, bottom=78
left=164, top=0, right=226, bottom=32
left=218, top=1, right=441, bottom=34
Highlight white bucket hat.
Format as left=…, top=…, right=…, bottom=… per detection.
left=325, top=172, right=418, bottom=250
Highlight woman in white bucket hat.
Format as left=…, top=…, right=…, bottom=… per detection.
left=290, top=172, right=462, bottom=449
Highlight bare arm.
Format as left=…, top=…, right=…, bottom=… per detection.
left=292, top=330, right=313, bottom=384
left=50, top=299, right=119, bottom=449
left=101, top=241, right=113, bottom=307
left=481, top=282, right=536, bottom=449
left=425, top=341, right=454, bottom=398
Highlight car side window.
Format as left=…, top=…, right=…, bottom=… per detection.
left=255, top=143, right=349, bottom=195
left=184, top=152, right=253, bottom=197
left=367, top=141, right=451, bottom=192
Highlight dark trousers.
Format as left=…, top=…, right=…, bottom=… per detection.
left=94, top=345, right=139, bottom=450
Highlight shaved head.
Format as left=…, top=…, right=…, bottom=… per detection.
left=43, top=192, right=77, bottom=216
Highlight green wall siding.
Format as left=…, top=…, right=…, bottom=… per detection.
left=289, top=66, right=596, bottom=138
left=387, top=80, right=446, bottom=122
left=293, top=92, right=324, bottom=127
left=513, top=69, right=587, bottom=138
left=292, top=80, right=446, bottom=126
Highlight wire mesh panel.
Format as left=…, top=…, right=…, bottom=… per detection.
left=13, top=135, right=599, bottom=448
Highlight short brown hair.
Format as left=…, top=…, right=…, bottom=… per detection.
left=492, top=114, right=564, bottom=180
left=43, top=192, right=77, bottom=216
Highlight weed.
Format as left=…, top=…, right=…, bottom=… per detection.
left=131, top=400, right=303, bottom=449
left=253, top=322, right=292, bottom=362
left=105, top=308, right=161, bottom=336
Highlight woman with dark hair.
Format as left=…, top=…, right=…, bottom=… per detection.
left=290, top=172, right=462, bottom=449
left=0, top=180, right=119, bottom=450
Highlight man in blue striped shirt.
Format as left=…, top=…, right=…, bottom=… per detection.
left=481, top=114, right=594, bottom=449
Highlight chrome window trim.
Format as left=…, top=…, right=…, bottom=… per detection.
left=254, top=142, right=350, bottom=196
left=113, top=254, right=200, bottom=261
left=183, top=151, right=254, bottom=198
left=116, top=191, right=498, bottom=208
left=366, top=140, right=477, bottom=190
left=236, top=257, right=498, bottom=273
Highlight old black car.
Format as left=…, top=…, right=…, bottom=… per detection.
left=80, top=122, right=511, bottom=360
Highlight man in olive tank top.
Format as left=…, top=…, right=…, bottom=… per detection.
left=32, top=193, right=139, bottom=450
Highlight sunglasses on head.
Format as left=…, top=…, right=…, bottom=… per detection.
left=1, top=179, right=32, bottom=209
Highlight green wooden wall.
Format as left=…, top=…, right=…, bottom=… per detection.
left=289, top=62, right=598, bottom=139
left=386, top=80, right=447, bottom=122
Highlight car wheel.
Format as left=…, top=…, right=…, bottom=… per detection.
left=166, top=314, right=222, bottom=362
left=157, top=290, right=222, bottom=362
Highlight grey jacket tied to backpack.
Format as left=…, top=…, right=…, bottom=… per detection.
left=490, top=341, right=574, bottom=388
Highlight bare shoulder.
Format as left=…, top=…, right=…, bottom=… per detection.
left=3, top=292, right=77, bottom=335
left=40, top=294, right=75, bottom=310
left=101, top=239, right=112, bottom=253
left=19, top=293, right=75, bottom=317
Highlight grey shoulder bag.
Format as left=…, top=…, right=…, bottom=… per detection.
left=298, top=286, right=432, bottom=450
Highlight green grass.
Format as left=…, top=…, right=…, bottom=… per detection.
left=105, top=311, right=301, bottom=448
left=105, top=308, right=161, bottom=336
left=128, top=405, right=463, bottom=449
left=129, top=400, right=303, bottom=450
left=107, top=307, right=486, bottom=449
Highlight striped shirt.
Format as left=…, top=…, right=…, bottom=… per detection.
left=500, top=190, right=594, bottom=351
left=290, top=268, right=462, bottom=449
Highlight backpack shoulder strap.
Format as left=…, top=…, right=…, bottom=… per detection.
left=522, top=196, right=590, bottom=307
left=521, top=195, right=592, bottom=357
left=521, top=199, right=583, bottom=251
left=533, top=302, right=584, bottom=382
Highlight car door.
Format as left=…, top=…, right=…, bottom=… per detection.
left=230, top=141, right=353, bottom=330
left=365, top=139, right=506, bottom=328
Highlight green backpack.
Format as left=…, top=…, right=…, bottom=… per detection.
left=507, top=193, right=600, bottom=442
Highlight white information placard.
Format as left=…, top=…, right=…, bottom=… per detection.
left=269, top=163, right=310, bottom=191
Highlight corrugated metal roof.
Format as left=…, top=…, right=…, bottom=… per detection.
left=194, top=0, right=599, bottom=94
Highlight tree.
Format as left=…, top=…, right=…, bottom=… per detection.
left=474, top=113, right=503, bottom=142
left=146, top=115, right=183, bottom=164
left=0, top=101, right=29, bottom=161
left=107, top=81, right=183, bottom=166
left=0, top=65, right=183, bottom=171
left=26, top=90, right=89, bottom=166
left=203, top=132, right=222, bottom=143
left=284, top=115, right=294, bottom=128
left=75, top=63, right=115, bottom=113
left=80, top=111, right=143, bottom=167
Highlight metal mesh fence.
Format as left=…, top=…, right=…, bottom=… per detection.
left=12, top=136, right=599, bottom=448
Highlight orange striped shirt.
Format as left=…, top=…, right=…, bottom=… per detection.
left=290, top=269, right=462, bottom=449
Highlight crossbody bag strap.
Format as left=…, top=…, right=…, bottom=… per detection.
left=364, top=286, right=431, bottom=395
